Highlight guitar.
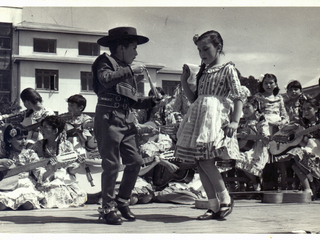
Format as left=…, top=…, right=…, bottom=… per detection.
left=237, top=127, right=267, bottom=152
left=0, top=151, right=81, bottom=191
left=0, top=110, right=27, bottom=124
left=76, top=152, right=174, bottom=194
left=269, top=123, right=320, bottom=155
left=21, top=112, right=73, bottom=132
left=152, top=153, right=197, bottom=188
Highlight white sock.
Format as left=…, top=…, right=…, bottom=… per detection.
left=218, top=189, right=231, bottom=204
left=304, top=189, right=313, bottom=196
left=306, top=173, right=313, bottom=182
left=208, top=198, right=220, bottom=213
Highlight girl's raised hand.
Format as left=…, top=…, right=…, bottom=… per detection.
left=181, top=64, right=191, bottom=82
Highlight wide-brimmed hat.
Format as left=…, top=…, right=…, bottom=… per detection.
left=97, top=27, right=149, bottom=47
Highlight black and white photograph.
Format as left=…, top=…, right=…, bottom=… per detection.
left=0, top=0, right=320, bottom=237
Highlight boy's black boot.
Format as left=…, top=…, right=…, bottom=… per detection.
left=116, top=198, right=136, bottom=221
left=98, top=203, right=122, bottom=225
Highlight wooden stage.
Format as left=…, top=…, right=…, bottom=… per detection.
left=0, top=198, right=320, bottom=234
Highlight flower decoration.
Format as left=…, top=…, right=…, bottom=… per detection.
left=193, top=34, right=199, bottom=43
left=9, top=128, right=17, bottom=138
left=258, top=74, right=265, bottom=82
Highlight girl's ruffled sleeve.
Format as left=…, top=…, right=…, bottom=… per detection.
left=61, top=140, right=75, bottom=153
left=226, top=64, right=243, bottom=102
left=23, top=149, right=41, bottom=163
left=257, top=117, right=270, bottom=137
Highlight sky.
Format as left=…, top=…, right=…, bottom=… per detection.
left=6, top=1, right=320, bottom=92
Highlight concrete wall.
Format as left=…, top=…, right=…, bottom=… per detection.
left=15, top=30, right=102, bottom=114
left=0, top=7, right=22, bottom=24
left=157, top=71, right=181, bottom=84
left=17, top=30, right=105, bottom=57
left=19, top=60, right=97, bottom=114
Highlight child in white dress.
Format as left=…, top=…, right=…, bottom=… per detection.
left=32, top=116, right=87, bottom=208
left=253, top=74, right=289, bottom=135
left=175, top=30, right=243, bottom=220
left=236, top=97, right=270, bottom=191
left=0, top=124, right=43, bottom=210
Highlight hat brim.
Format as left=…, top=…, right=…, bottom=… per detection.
left=97, top=35, right=149, bottom=47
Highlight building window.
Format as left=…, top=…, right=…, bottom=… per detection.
left=0, top=23, right=12, bottom=37
left=81, top=71, right=93, bottom=91
left=162, top=80, right=180, bottom=96
left=35, top=69, right=59, bottom=91
left=78, top=42, right=100, bottom=56
left=0, top=49, right=10, bottom=70
left=0, top=37, right=11, bottom=49
left=34, top=38, right=56, bottom=53
left=0, top=70, right=11, bottom=92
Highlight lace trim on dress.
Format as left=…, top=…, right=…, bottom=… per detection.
left=204, top=61, right=234, bottom=73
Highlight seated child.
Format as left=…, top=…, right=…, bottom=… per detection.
left=284, top=80, right=307, bottom=123
left=65, top=94, right=93, bottom=155
left=235, top=96, right=270, bottom=191
left=32, top=115, right=87, bottom=208
left=0, top=124, right=43, bottom=210
left=275, top=98, right=320, bottom=200
left=253, top=74, right=289, bottom=135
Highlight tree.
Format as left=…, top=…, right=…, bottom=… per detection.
left=240, top=75, right=259, bottom=96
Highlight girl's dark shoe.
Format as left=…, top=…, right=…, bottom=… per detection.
left=118, top=205, right=136, bottom=221
left=197, top=210, right=221, bottom=220
left=219, top=198, right=234, bottom=218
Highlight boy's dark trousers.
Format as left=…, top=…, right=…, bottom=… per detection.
left=94, top=105, right=143, bottom=209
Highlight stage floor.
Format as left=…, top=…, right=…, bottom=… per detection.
left=0, top=199, right=319, bottom=234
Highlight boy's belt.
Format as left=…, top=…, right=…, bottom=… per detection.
left=98, top=93, right=131, bottom=110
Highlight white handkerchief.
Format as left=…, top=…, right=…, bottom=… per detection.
left=184, top=63, right=200, bottom=93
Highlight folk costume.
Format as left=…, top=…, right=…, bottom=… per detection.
left=175, top=62, right=243, bottom=163
left=253, top=92, right=289, bottom=135
left=92, top=27, right=156, bottom=223
left=65, top=113, right=93, bottom=154
left=284, top=93, right=307, bottom=123
left=235, top=115, right=270, bottom=177
left=275, top=117, right=320, bottom=180
left=32, top=138, right=87, bottom=209
left=0, top=148, right=43, bottom=210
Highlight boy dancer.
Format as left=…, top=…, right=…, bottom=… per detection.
left=92, top=27, right=161, bottom=225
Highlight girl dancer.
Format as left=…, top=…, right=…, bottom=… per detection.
left=175, top=30, right=243, bottom=220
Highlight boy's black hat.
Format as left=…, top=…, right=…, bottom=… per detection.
left=97, top=27, right=149, bottom=47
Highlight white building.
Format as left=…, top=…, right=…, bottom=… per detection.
left=0, top=19, right=181, bottom=115
left=302, top=76, right=320, bottom=97
left=12, top=21, right=178, bottom=115
left=0, top=6, right=182, bottom=116
left=157, top=68, right=182, bottom=96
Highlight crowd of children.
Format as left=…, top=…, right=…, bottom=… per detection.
left=0, top=92, right=90, bottom=210
left=0, top=26, right=319, bottom=226
left=0, top=75, right=319, bottom=214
